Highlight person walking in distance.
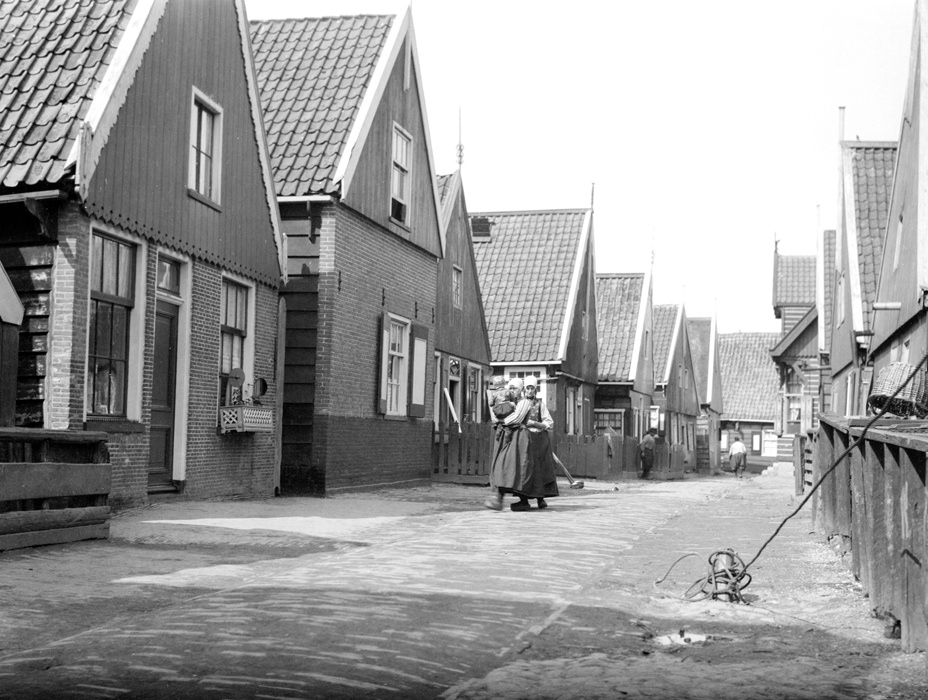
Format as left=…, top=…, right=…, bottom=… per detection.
left=728, top=434, right=747, bottom=478
left=639, top=428, right=656, bottom=479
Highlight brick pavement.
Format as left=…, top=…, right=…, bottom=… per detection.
left=0, top=467, right=924, bottom=699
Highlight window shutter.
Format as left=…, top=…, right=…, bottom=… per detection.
left=377, top=312, right=389, bottom=414
left=408, top=323, right=428, bottom=418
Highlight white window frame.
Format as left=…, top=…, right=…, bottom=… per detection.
left=391, top=124, right=412, bottom=225
left=188, top=86, right=223, bottom=205
left=219, top=273, right=256, bottom=407
left=452, top=265, right=463, bottom=309
left=84, top=225, right=148, bottom=424
left=386, top=314, right=410, bottom=416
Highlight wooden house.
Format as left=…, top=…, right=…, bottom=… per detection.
left=686, top=315, right=723, bottom=473
left=593, top=272, right=654, bottom=440
left=868, top=2, right=928, bottom=406
left=831, top=143, right=896, bottom=416
left=434, top=171, right=492, bottom=428
left=651, top=304, right=699, bottom=476
left=816, top=229, right=837, bottom=415
left=251, top=9, right=445, bottom=494
left=0, top=0, right=285, bottom=508
left=471, top=209, right=598, bottom=439
left=771, top=248, right=820, bottom=439
left=0, top=262, right=23, bottom=427
left=718, top=333, right=781, bottom=466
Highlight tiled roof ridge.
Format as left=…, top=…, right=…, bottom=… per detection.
left=470, top=207, right=590, bottom=217
left=596, top=272, right=644, bottom=278
left=840, top=140, right=897, bottom=149
left=249, top=13, right=394, bottom=25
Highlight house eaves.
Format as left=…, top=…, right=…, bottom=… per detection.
left=557, top=209, right=593, bottom=361
left=627, top=269, right=651, bottom=384
left=332, top=4, right=446, bottom=257
left=770, top=306, right=817, bottom=361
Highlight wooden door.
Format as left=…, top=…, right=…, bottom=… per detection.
left=149, top=301, right=178, bottom=490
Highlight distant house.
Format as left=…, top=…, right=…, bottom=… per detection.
left=719, top=333, right=781, bottom=462
left=251, top=9, right=445, bottom=494
left=472, top=209, right=598, bottom=438
left=816, top=229, right=837, bottom=415
left=593, top=272, right=654, bottom=440
left=434, top=171, right=492, bottom=428
left=771, top=248, right=819, bottom=437
left=831, top=143, right=896, bottom=417
left=651, top=304, right=699, bottom=475
left=0, top=0, right=286, bottom=507
left=686, top=316, right=723, bottom=473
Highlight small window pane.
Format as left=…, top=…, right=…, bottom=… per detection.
left=157, top=258, right=180, bottom=294
left=95, top=302, right=112, bottom=357
left=117, top=243, right=134, bottom=298
left=102, top=238, right=118, bottom=295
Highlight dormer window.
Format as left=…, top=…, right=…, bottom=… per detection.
left=189, top=87, right=223, bottom=206
left=391, top=125, right=411, bottom=225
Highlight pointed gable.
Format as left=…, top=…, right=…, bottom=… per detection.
left=652, top=304, right=679, bottom=383
left=0, top=0, right=134, bottom=188
left=719, top=333, right=780, bottom=422
left=472, top=209, right=591, bottom=364
left=249, top=15, right=393, bottom=197
left=687, top=317, right=712, bottom=405
left=596, top=273, right=644, bottom=382
left=841, top=142, right=897, bottom=334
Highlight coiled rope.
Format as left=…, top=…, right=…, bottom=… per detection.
left=656, top=352, right=928, bottom=603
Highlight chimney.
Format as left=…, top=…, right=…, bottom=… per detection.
left=471, top=216, right=492, bottom=240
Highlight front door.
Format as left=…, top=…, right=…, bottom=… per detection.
left=149, top=300, right=178, bottom=490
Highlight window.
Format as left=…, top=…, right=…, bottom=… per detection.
left=87, top=233, right=136, bottom=416
left=391, top=125, right=411, bottom=224
left=452, top=266, right=462, bottom=309
left=378, top=313, right=427, bottom=418
left=594, top=409, right=624, bottom=436
left=189, top=88, right=222, bottom=204
left=220, top=280, right=248, bottom=405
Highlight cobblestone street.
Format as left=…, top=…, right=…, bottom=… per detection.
left=0, top=466, right=924, bottom=699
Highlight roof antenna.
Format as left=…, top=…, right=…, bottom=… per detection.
left=456, top=107, right=463, bottom=168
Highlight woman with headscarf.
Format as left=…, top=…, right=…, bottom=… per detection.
left=483, top=376, right=559, bottom=511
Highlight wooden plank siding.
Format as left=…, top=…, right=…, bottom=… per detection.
left=342, top=37, right=441, bottom=258
left=84, top=0, right=279, bottom=286
left=0, top=240, right=53, bottom=426
left=280, top=274, right=317, bottom=478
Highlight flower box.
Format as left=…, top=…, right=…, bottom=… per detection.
left=218, top=405, right=274, bottom=434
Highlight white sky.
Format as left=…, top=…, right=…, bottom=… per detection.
left=244, top=0, right=915, bottom=333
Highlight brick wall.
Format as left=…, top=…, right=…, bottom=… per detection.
left=311, top=204, right=437, bottom=492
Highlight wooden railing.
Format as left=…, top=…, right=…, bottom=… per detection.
left=816, top=414, right=928, bottom=652
left=0, top=428, right=111, bottom=551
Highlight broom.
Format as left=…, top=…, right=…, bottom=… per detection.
left=552, top=452, right=584, bottom=489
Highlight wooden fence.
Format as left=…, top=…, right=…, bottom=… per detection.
left=432, top=423, right=688, bottom=484
left=816, top=414, right=928, bottom=652
left=0, top=428, right=111, bottom=551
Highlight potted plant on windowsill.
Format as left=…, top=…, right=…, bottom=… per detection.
left=218, top=374, right=273, bottom=434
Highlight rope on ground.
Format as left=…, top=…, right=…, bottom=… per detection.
left=656, top=352, right=928, bottom=603
left=653, top=549, right=752, bottom=603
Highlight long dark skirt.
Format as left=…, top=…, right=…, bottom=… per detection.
left=490, top=426, right=559, bottom=499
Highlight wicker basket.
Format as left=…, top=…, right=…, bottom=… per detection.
left=867, top=362, right=928, bottom=418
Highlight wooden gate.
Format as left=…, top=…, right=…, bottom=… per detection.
left=432, top=421, right=493, bottom=484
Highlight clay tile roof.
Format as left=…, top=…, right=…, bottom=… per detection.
left=0, top=0, right=131, bottom=189
left=249, top=14, right=394, bottom=197
left=822, top=229, right=836, bottom=349
left=844, top=142, right=896, bottom=331
left=652, top=304, right=679, bottom=382
left=595, top=273, right=644, bottom=381
left=687, top=317, right=711, bottom=403
left=472, top=209, right=589, bottom=363
left=774, top=254, right=816, bottom=307
left=718, top=332, right=780, bottom=422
